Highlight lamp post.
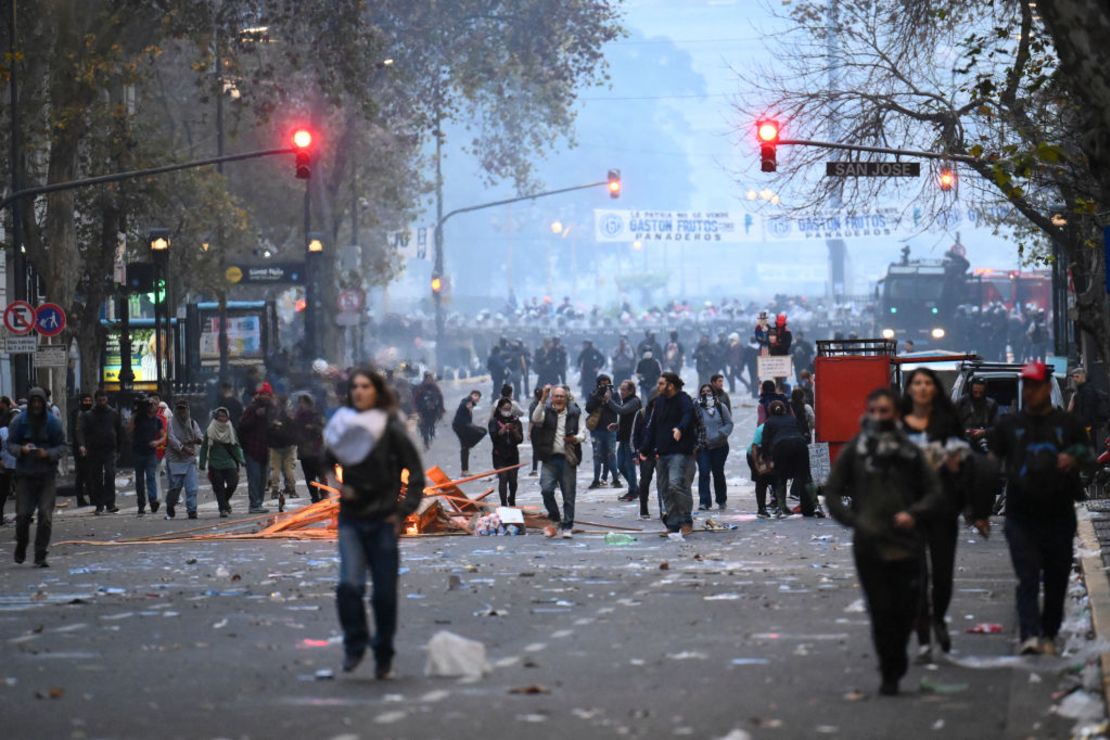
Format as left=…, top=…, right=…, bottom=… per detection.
left=148, top=229, right=170, bottom=398
left=305, top=232, right=324, bottom=359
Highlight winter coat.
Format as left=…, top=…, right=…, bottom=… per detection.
left=326, top=414, right=424, bottom=521
left=488, top=414, right=524, bottom=467
left=696, top=401, right=733, bottom=450
left=295, top=407, right=326, bottom=461
left=639, top=392, right=696, bottom=458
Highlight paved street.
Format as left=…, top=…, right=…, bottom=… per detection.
left=0, top=378, right=1105, bottom=739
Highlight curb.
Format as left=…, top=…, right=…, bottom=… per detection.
left=1076, top=507, right=1110, bottom=709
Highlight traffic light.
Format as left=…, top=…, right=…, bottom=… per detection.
left=757, top=118, right=780, bottom=173
left=431, top=275, right=443, bottom=295
left=292, top=128, right=313, bottom=179
left=607, top=169, right=621, bottom=199
left=938, top=165, right=956, bottom=191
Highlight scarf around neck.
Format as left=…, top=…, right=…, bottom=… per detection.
left=206, top=409, right=237, bottom=446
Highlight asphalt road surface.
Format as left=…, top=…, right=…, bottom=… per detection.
left=0, top=376, right=1105, bottom=739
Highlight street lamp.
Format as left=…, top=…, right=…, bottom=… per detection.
left=147, top=228, right=171, bottom=397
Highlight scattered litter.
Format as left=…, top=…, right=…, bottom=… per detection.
left=704, top=594, right=741, bottom=601
left=604, top=533, right=637, bottom=546
left=945, top=654, right=1025, bottom=670
left=446, top=575, right=462, bottom=591
left=965, top=623, right=1004, bottom=634
left=815, top=726, right=838, bottom=734
left=1029, top=673, right=1042, bottom=684
left=716, top=731, right=752, bottom=740
left=844, top=689, right=866, bottom=701
left=666, top=651, right=707, bottom=660
left=424, top=631, right=490, bottom=679
left=844, top=599, right=866, bottom=613
left=659, top=562, right=670, bottom=570
left=1054, top=690, right=1105, bottom=721
left=931, top=720, right=945, bottom=731
left=523, top=643, right=547, bottom=653
left=34, top=687, right=65, bottom=700
left=473, top=606, right=507, bottom=617
left=374, top=710, right=407, bottom=724
left=421, top=690, right=451, bottom=703
left=731, top=658, right=770, bottom=666
left=215, top=566, right=230, bottom=578
left=314, top=669, right=334, bottom=681
left=516, top=713, right=548, bottom=723
left=920, top=677, right=969, bottom=694
left=509, top=685, right=551, bottom=695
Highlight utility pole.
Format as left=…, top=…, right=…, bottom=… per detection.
left=432, top=91, right=446, bottom=375
left=215, top=21, right=230, bottom=383
left=7, top=0, right=29, bottom=395
left=826, top=0, right=847, bottom=301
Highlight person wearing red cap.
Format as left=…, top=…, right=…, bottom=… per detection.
left=767, top=314, right=792, bottom=357
left=990, top=361, right=1094, bottom=655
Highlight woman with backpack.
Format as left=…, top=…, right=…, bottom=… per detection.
left=199, top=407, right=245, bottom=518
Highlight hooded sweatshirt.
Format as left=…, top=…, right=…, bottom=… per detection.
left=7, top=389, right=65, bottom=476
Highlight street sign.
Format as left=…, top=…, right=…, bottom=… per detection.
left=225, top=262, right=305, bottom=284
left=826, top=161, right=920, bottom=177
left=34, top=303, right=67, bottom=337
left=757, top=355, right=794, bottom=380
left=5, top=335, right=38, bottom=354
left=3, top=301, right=35, bottom=335
left=337, top=289, right=364, bottom=313
left=34, top=344, right=67, bottom=369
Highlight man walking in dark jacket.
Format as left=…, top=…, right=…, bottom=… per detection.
left=238, top=384, right=275, bottom=514
left=825, top=387, right=945, bottom=696
left=612, top=380, right=643, bottom=503
left=452, top=390, right=485, bottom=476
left=76, top=390, right=123, bottom=515
left=638, top=372, right=697, bottom=536
left=9, top=388, right=66, bottom=566
left=585, top=374, right=621, bottom=489
left=992, top=362, right=1094, bottom=655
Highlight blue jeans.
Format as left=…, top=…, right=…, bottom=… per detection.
left=1004, top=515, right=1075, bottom=640
left=591, top=429, right=619, bottom=482
left=655, top=453, right=694, bottom=531
left=245, top=457, right=267, bottom=509
left=336, top=516, right=400, bottom=664
left=133, top=454, right=160, bottom=506
left=165, top=461, right=199, bottom=514
left=540, top=455, right=577, bottom=530
left=697, top=445, right=730, bottom=508
left=616, top=440, right=638, bottom=494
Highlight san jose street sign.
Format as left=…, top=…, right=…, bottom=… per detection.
left=826, top=161, right=920, bottom=177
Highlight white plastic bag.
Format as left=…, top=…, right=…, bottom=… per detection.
left=424, top=631, right=490, bottom=679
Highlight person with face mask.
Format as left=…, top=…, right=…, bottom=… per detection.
left=824, top=387, right=945, bottom=696
left=695, top=383, right=733, bottom=511
left=129, top=397, right=166, bottom=516
left=8, top=388, right=65, bottom=567
left=488, top=398, right=524, bottom=506
left=165, top=400, right=204, bottom=520
left=76, top=390, right=124, bottom=515
left=200, top=407, right=245, bottom=517
left=325, top=368, right=425, bottom=679
left=69, top=393, right=93, bottom=508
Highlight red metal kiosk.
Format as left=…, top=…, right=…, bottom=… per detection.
left=814, top=339, right=898, bottom=465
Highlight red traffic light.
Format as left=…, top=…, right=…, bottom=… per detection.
left=756, top=119, right=780, bottom=173
left=757, top=119, right=780, bottom=143
left=607, top=169, right=621, bottom=199
left=292, top=129, right=313, bottom=149
left=291, top=128, right=314, bottom=179
left=938, top=166, right=956, bottom=191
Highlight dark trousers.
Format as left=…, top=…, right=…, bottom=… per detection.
left=638, top=456, right=656, bottom=517
left=460, top=445, right=471, bottom=473
left=916, top=516, right=958, bottom=644
left=498, top=468, right=519, bottom=506
left=697, top=445, right=729, bottom=507
left=88, top=456, right=117, bottom=509
left=1004, top=515, right=1076, bottom=640
left=747, top=451, right=774, bottom=513
left=418, top=414, right=437, bottom=449
left=208, top=467, right=239, bottom=512
left=15, top=475, right=57, bottom=562
left=772, top=438, right=814, bottom=515
left=855, top=550, right=922, bottom=685
left=0, top=470, right=11, bottom=520
left=73, top=455, right=92, bottom=504
left=301, top=458, right=328, bottom=502
left=336, top=516, right=399, bottom=665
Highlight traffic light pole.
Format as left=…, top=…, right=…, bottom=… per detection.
left=431, top=179, right=610, bottom=374
left=0, top=147, right=296, bottom=214
left=776, top=138, right=980, bottom=164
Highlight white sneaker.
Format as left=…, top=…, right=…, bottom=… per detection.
left=1019, top=637, right=1041, bottom=655
left=561, top=529, right=573, bottom=539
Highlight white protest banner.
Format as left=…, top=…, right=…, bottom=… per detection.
left=757, top=355, right=793, bottom=380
